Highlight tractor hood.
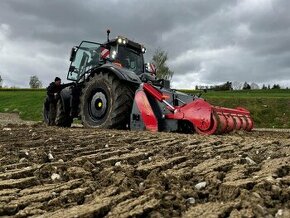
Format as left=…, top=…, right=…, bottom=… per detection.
left=99, top=63, right=142, bottom=84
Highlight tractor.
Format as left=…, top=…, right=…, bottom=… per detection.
left=43, top=30, right=253, bottom=134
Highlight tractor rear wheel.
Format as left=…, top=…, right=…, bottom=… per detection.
left=55, top=99, right=73, bottom=127
left=80, top=71, right=134, bottom=129
left=43, top=97, right=50, bottom=125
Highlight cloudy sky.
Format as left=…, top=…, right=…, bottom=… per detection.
left=0, top=0, right=289, bottom=88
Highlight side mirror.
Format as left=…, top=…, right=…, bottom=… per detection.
left=70, top=47, right=77, bottom=62
left=145, top=63, right=156, bottom=75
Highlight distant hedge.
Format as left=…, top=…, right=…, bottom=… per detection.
left=0, top=88, right=46, bottom=92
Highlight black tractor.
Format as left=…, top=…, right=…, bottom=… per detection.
left=43, top=30, right=159, bottom=128
left=43, top=31, right=254, bottom=134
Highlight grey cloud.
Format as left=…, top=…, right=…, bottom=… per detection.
left=0, top=0, right=289, bottom=88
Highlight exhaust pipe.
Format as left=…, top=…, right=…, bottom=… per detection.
left=107, top=29, right=111, bottom=42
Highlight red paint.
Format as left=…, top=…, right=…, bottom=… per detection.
left=143, top=83, right=164, bottom=102
left=166, top=99, right=213, bottom=131
left=101, top=48, right=110, bottom=59
left=112, top=61, right=122, bottom=68
left=134, top=90, right=158, bottom=132
left=166, top=98, right=254, bottom=134
left=138, top=83, right=254, bottom=135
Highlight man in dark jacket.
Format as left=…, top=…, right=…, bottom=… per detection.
left=46, top=77, right=71, bottom=125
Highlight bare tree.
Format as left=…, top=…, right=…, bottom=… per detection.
left=0, top=74, right=2, bottom=88
left=29, top=75, right=42, bottom=88
left=243, top=82, right=251, bottom=90
left=151, top=48, right=174, bottom=80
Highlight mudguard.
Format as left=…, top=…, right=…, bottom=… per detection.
left=91, top=63, right=142, bottom=84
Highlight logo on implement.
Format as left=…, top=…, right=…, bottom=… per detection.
left=101, top=48, right=110, bottom=59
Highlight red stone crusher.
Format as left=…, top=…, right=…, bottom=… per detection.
left=43, top=31, right=254, bottom=135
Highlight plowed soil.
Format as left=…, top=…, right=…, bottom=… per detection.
left=1, top=124, right=290, bottom=217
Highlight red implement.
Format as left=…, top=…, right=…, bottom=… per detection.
left=134, top=90, right=158, bottom=132
left=142, top=83, right=254, bottom=135
left=166, top=100, right=254, bottom=135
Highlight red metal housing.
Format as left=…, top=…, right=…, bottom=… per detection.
left=138, top=83, right=254, bottom=135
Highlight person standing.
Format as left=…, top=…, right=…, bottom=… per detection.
left=46, top=77, right=70, bottom=125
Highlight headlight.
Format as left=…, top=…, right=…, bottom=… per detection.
left=117, top=38, right=122, bottom=44
left=142, top=47, right=146, bottom=53
left=123, top=39, right=126, bottom=44
left=111, top=50, right=117, bottom=59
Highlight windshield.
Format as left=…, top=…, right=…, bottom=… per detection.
left=116, top=45, right=144, bottom=74
left=67, top=41, right=145, bottom=81
left=67, top=41, right=102, bottom=81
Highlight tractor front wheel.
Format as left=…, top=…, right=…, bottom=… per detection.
left=80, top=71, right=134, bottom=129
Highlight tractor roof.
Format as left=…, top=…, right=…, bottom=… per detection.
left=106, top=36, right=145, bottom=52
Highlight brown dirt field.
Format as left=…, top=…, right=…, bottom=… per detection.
left=0, top=113, right=36, bottom=126
left=0, top=124, right=290, bottom=217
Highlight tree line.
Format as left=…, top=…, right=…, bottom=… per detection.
left=0, top=74, right=287, bottom=90
left=0, top=48, right=288, bottom=91
left=0, top=48, right=173, bottom=89
left=0, top=51, right=172, bottom=88
left=0, top=75, right=42, bottom=88
left=195, top=81, right=286, bottom=91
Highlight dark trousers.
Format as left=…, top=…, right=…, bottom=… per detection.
left=49, top=101, right=57, bottom=125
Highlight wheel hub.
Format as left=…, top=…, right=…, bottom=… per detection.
left=90, top=92, right=107, bottom=119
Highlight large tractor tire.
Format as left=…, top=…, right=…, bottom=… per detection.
left=80, top=71, right=134, bottom=129
left=43, top=97, right=50, bottom=125
left=43, top=97, right=72, bottom=127
left=55, top=99, right=73, bottom=127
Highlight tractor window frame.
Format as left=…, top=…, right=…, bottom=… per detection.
left=67, top=41, right=103, bottom=82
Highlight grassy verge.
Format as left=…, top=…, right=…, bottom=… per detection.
left=0, top=89, right=289, bottom=128
left=181, top=89, right=290, bottom=98
left=0, top=89, right=46, bottom=121
left=181, top=89, right=290, bottom=128
left=205, top=98, right=289, bottom=128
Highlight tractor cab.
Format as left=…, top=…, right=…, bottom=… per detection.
left=67, top=34, right=147, bottom=82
